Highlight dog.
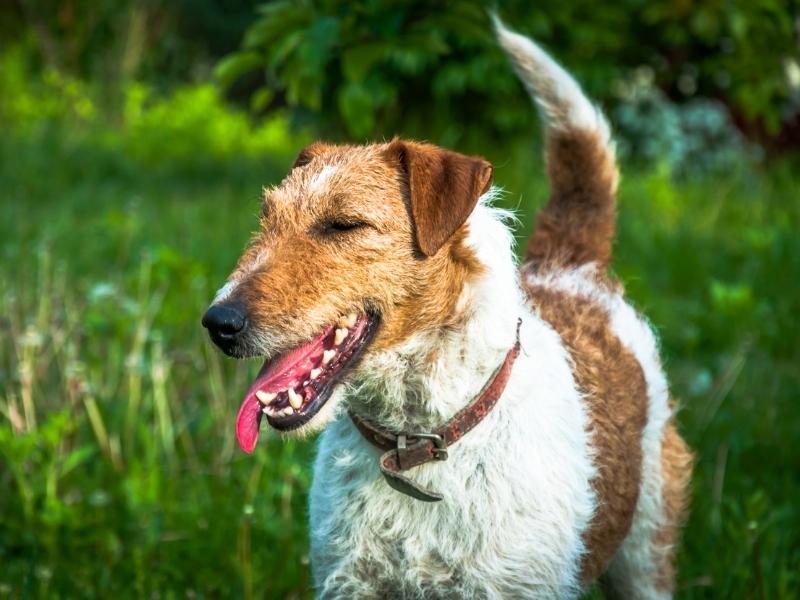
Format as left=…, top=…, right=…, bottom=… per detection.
left=202, top=19, right=692, bottom=599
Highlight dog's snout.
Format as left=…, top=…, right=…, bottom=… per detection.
left=202, top=303, right=248, bottom=348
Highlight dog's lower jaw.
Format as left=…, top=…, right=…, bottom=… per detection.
left=277, top=386, right=346, bottom=438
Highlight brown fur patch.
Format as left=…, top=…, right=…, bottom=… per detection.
left=524, top=283, right=648, bottom=585
left=654, top=418, right=693, bottom=592
left=527, top=128, right=618, bottom=270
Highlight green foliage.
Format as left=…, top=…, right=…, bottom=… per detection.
left=613, top=78, right=759, bottom=177
left=0, top=43, right=97, bottom=126
left=122, top=83, right=297, bottom=164
left=0, top=0, right=257, bottom=86
left=639, top=0, right=797, bottom=133
left=0, top=57, right=312, bottom=596
left=221, top=0, right=799, bottom=144
left=218, top=0, right=522, bottom=142
left=0, top=45, right=304, bottom=183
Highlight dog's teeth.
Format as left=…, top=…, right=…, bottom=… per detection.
left=334, top=328, right=348, bottom=346
left=256, top=390, right=276, bottom=405
left=283, top=406, right=294, bottom=416
left=310, top=368, right=322, bottom=379
left=288, top=388, right=303, bottom=410
left=322, top=349, right=336, bottom=365
left=337, top=313, right=358, bottom=329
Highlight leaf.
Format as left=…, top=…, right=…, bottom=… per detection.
left=61, top=445, right=97, bottom=478
left=250, top=86, right=275, bottom=112
left=337, top=82, right=375, bottom=138
left=214, top=52, right=263, bottom=89
left=245, top=3, right=311, bottom=49
left=341, top=43, right=390, bottom=82
left=268, top=30, right=305, bottom=68
left=285, top=68, right=322, bottom=110
left=298, top=16, right=340, bottom=71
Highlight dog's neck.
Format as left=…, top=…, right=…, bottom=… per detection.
left=348, top=197, right=524, bottom=432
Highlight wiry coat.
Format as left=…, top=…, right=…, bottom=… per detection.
left=307, top=21, right=692, bottom=600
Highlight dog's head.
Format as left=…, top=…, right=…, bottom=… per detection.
left=202, top=139, right=492, bottom=451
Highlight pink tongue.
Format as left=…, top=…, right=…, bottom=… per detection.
left=235, top=326, right=332, bottom=453
left=236, top=396, right=263, bottom=454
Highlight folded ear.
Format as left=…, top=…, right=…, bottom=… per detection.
left=293, top=142, right=332, bottom=168
left=385, top=139, right=493, bottom=257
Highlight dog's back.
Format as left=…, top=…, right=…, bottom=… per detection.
left=497, top=22, right=693, bottom=596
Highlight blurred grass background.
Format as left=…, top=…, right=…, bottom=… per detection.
left=1, top=1, right=799, bottom=598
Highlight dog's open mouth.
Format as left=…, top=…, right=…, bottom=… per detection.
left=236, top=311, right=379, bottom=453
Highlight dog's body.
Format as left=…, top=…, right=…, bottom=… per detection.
left=203, top=20, right=691, bottom=600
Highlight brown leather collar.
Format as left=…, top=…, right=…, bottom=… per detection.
left=349, top=319, right=522, bottom=502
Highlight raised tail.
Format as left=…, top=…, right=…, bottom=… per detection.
left=494, top=18, right=619, bottom=270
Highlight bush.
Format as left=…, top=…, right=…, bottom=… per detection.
left=0, top=43, right=304, bottom=179
left=612, top=70, right=760, bottom=177
left=218, top=0, right=799, bottom=147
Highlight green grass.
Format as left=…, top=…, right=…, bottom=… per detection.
left=1, top=112, right=799, bottom=598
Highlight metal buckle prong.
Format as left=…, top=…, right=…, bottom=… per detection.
left=408, top=432, right=448, bottom=460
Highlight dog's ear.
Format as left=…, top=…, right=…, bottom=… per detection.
left=385, top=139, right=493, bottom=257
left=293, top=142, right=331, bottom=168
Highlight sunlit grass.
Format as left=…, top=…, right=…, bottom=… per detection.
left=0, top=242, right=315, bottom=596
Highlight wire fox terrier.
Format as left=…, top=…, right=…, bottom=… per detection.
left=203, top=19, right=693, bottom=599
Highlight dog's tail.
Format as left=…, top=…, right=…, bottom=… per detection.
left=494, top=18, right=619, bottom=270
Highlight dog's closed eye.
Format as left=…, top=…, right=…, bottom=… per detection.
left=318, top=219, right=369, bottom=236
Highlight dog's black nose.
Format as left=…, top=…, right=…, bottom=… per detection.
left=202, top=303, right=247, bottom=344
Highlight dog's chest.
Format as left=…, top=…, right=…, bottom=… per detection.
left=308, top=378, right=596, bottom=598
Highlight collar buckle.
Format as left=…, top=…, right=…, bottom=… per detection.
left=399, top=432, right=448, bottom=460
